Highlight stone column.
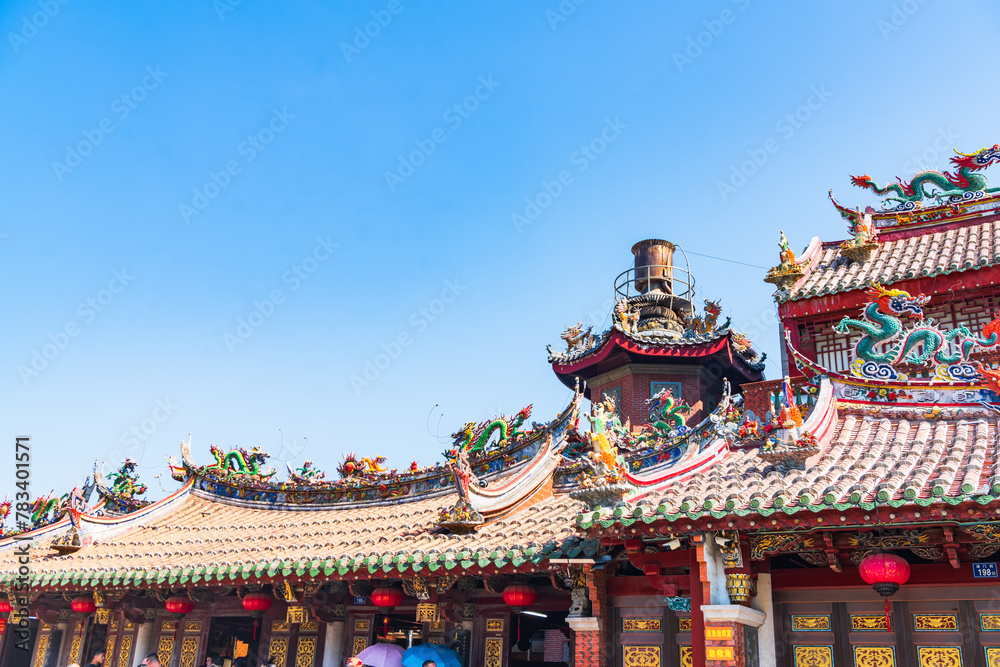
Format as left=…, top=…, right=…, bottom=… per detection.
left=566, top=617, right=601, bottom=667
left=133, top=620, right=155, bottom=664
left=700, top=605, right=767, bottom=667
left=751, top=573, right=776, bottom=667
left=321, top=619, right=345, bottom=667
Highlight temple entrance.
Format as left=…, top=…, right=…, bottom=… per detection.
left=206, top=616, right=263, bottom=667
left=83, top=619, right=107, bottom=667
left=509, top=611, right=570, bottom=667
left=0, top=617, right=37, bottom=667
left=374, top=614, right=424, bottom=647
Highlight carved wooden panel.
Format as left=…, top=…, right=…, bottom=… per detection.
left=184, top=621, right=202, bottom=633
left=68, top=633, right=83, bottom=665
left=269, top=637, right=289, bottom=667
left=118, top=634, right=133, bottom=667
left=429, top=637, right=444, bottom=644
left=852, top=615, right=889, bottom=631
left=917, top=647, right=962, bottom=667
left=914, top=615, right=958, bottom=631
left=31, top=632, right=49, bottom=667
left=416, top=603, right=439, bottom=622
left=272, top=621, right=291, bottom=633
left=854, top=646, right=895, bottom=666
left=158, top=637, right=175, bottom=667
left=301, top=619, right=319, bottom=632
left=179, top=636, right=199, bottom=667
left=623, top=645, right=659, bottom=667
left=485, top=637, right=503, bottom=667
left=793, top=645, right=833, bottom=667
left=354, top=619, right=370, bottom=632
left=985, top=647, right=1000, bottom=667
left=294, top=636, right=316, bottom=667
left=983, top=615, right=1000, bottom=631
left=622, top=618, right=661, bottom=632
left=791, top=615, right=831, bottom=631
left=487, top=619, right=504, bottom=633
left=162, top=621, right=178, bottom=632
left=679, top=647, right=692, bottom=667
left=287, top=606, right=306, bottom=625
left=677, top=617, right=692, bottom=632
left=106, top=636, right=117, bottom=665
left=353, top=636, right=368, bottom=655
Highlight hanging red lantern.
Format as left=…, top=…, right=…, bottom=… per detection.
left=242, top=592, right=273, bottom=615
left=0, top=598, right=12, bottom=614
left=859, top=552, right=910, bottom=631
left=71, top=596, right=97, bottom=614
left=165, top=596, right=194, bottom=615
left=502, top=584, right=537, bottom=611
left=370, top=587, right=404, bottom=609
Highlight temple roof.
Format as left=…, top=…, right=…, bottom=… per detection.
left=578, top=371, right=1000, bottom=531
left=0, top=482, right=595, bottom=589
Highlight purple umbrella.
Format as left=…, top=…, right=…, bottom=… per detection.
left=356, top=643, right=405, bottom=667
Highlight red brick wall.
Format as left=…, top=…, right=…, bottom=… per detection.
left=590, top=371, right=716, bottom=428
left=544, top=629, right=569, bottom=663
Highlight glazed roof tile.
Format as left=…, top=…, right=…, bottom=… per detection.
left=781, top=218, right=1000, bottom=302
left=0, top=489, right=591, bottom=588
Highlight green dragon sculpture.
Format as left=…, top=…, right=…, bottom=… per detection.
left=642, top=387, right=691, bottom=438
left=106, top=458, right=147, bottom=499
left=447, top=405, right=532, bottom=458
left=206, top=445, right=276, bottom=480
left=851, top=144, right=1000, bottom=207
left=835, top=282, right=1000, bottom=380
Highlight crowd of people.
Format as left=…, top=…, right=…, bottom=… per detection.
left=66, top=649, right=284, bottom=667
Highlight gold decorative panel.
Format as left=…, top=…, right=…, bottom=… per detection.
left=97, top=609, right=112, bottom=625
left=680, top=647, right=692, bottom=667
left=792, top=615, right=831, bottom=631
left=430, top=619, right=445, bottom=632
left=179, top=637, right=199, bottom=667
left=158, top=637, right=175, bottom=667
left=487, top=619, right=504, bottom=633
left=353, top=636, right=368, bottom=655
left=623, top=618, right=661, bottom=632
left=118, top=634, right=133, bottom=667
left=623, top=645, right=660, bottom=667
left=678, top=618, right=692, bottom=632
left=416, top=603, right=440, bottom=622
left=983, top=615, right=1000, bottom=631
left=272, top=620, right=291, bottom=633
left=124, top=620, right=135, bottom=631
left=853, top=615, right=889, bottom=631
left=162, top=621, right=178, bottom=632
left=355, top=619, right=370, bottom=632
left=301, top=619, right=319, bottom=632
left=914, top=615, right=958, bottom=631
left=917, top=647, right=962, bottom=667
left=106, top=637, right=117, bottom=664
left=269, top=637, right=289, bottom=667
left=69, top=634, right=83, bottom=664
left=294, top=636, right=316, bottom=667
left=485, top=637, right=503, bottom=667
left=287, top=606, right=306, bottom=624
left=429, top=637, right=444, bottom=644
left=793, top=645, right=833, bottom=667
left=854, top=646, right=895, bottom=666
left=111, top=617, right=119, bottom=632
left=184, top=620, right=202, bottom=633
left=985, top=647, right=1000, bottom=667
left=31, top=632, right=49, bottom=667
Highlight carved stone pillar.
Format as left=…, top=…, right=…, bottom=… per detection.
left=321, top=619, right=345, bottom=667
left=132, top=620, right=155, bottom=665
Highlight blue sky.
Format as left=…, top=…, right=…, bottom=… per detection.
left=4, top=1, right=1000, bottom=500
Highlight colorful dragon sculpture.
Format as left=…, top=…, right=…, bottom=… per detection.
left=206, top=445, right=276, bottom=480
left=446, top=405, right=532, bottom=458
left=851, top=144, right=1000, bottom=207
left=106, top=458, right=147, bottom=499
left=338, top=454, right=387, bottom=478
left=643, top=387, right=691, bottom=438
left=835, top=282, right=1000, bottom=380
left=686, top=299, right=723, bottom=335
left=561, top=323, right=595, bottom=353
left=287, top=460, right=326, bottom=484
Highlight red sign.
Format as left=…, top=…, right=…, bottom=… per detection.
left=0, top=618, right=6, bottom=634
left=706, top=645, right=735, bottom=661
left=705, top=626, right=734, bottom=640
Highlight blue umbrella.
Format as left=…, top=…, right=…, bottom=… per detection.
left=401, top=644, right=463, bottom=667
left=357, top=643, right=405, bottom=667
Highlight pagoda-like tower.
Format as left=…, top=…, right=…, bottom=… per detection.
left=547, top=239, right=766, bottom=427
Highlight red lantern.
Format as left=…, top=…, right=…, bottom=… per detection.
left=0, top=598, right=12, bottom=614
left=859, top=552, right=910, bottom=631
left=502, top=584, right=537, bottom=611
left=165, top=596, right=194, bottom=615
left=242, top=592, right=273, bottom=615
left=71, top=596, right=97, bottom=614
left=370, top=587, right=404, bottom=609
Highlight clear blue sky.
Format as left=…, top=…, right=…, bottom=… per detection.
left=4, top=1, right=999, bottom=500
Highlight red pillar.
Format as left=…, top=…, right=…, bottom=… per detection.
left=690, top=547, right=705, bottom=667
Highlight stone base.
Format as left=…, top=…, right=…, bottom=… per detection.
left=566, top=616, right=601, bottom=633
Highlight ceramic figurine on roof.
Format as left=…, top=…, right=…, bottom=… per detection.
left=851, top=144, right=1000, bottom=210
left=643, top=387, right=691, bottom=438
left=685, top=298, right=727, bottom=336
left=445, top=405, right=532, bottom=459
left=561, top=322, right=596, bottom=354
left=96, top=458, right=149, bottom=514
left=287, top=460, right=326, bottom=484
left=614, top=298, right=639, bottom=334
left=835, top=282, right=1000, bottom=381
left=205, top=444, right=276, bottom=481
left=764, top=229, right=807, bottom=290
left=838, top=206, right=880, bottom=263
left=338, top=453, right=387, bottom=477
